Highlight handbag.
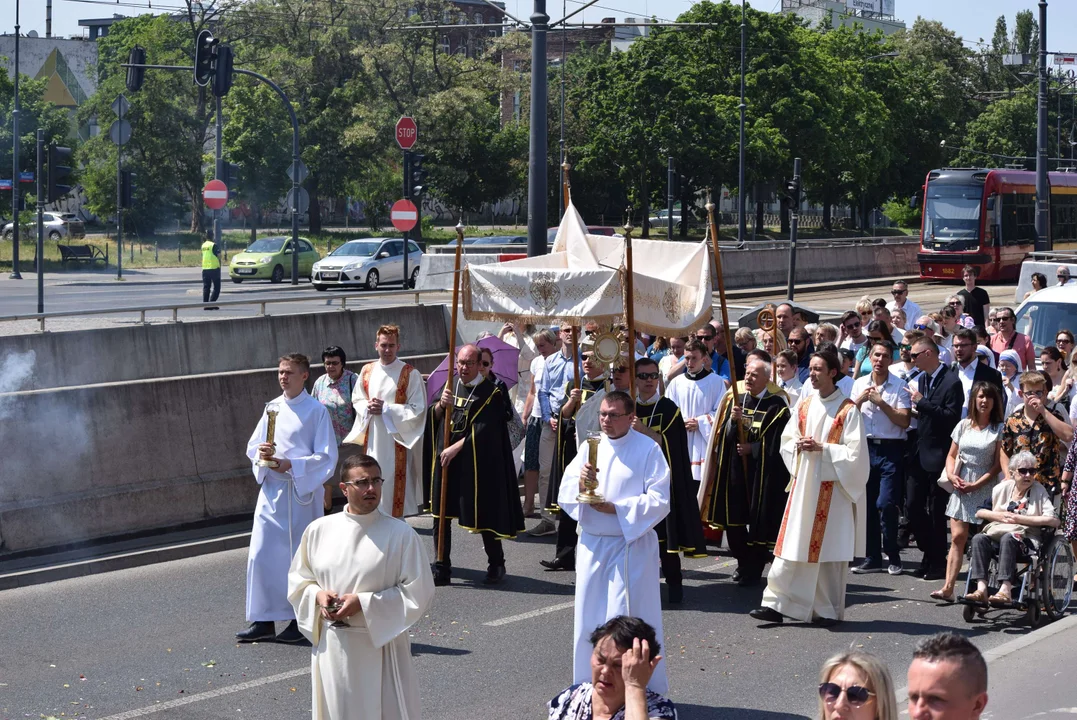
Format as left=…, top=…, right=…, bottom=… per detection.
left=982, top=521, right=1024, bottom=541
left=937, top=420, right=966, bottom=494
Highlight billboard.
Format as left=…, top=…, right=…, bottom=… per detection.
left=848, top=0, right=895, bottom=14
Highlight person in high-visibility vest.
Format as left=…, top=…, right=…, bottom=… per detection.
left=201, top=232, right=221, bottom=309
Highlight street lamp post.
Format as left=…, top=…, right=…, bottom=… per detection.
left=1035, top=0, right=1050, bottom=251
left=737, top=0, right=746, bottom=244
left=10, top=0, right=21, bottom=279
left=527, top=0, right=549, bottom=258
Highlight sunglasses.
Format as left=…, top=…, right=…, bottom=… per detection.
left=909, top=350, right=928, bottom=360
left=1015, top=468, right=1035, bottom=476
left=899, top=343, right=912, bottom=351
left=1057, top=338, right=1073, bottom=345
left=844, top=322, right=861, bottom=330
left=636, top=372, right=660, bottom=380
left=818, top=682, right=874, bottom=707
left=891, top=289, right=905, bottom=295
left=1058, top=276, right=1069, bottom=280
left=789, top=338, right=805, bottom=344
left=913, top=323, right=930, bottom=330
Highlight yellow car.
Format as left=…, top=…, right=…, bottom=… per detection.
left=229, top=236, right=320, bottom=283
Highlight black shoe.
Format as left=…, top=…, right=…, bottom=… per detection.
left=737, top=574, right=761, bottom=588
left=236, top=621, right=276, bottom=642
left=851, top=558, right=884, bottom=574
left=749, top=606, right=784, bottom=624
left=433, top=565, right=451, bottom=586
left=919, top=568, right=945, bottom=582
left=482, top=564, right=506, bottom=585
left=667, top=583, right=684, bottom=604
left=731, top=567, right=742, bottom=583
left=812, top=617, right=840, bottom=628
left=274, top=620, right=305, bottom=644
left=540, top=559, right=573, bottom=572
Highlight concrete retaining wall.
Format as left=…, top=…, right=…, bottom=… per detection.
left=417, top=240, right=920, bottom=292
left=0, top=304, right=448, bottom=391
left=0, top=355, right=443, bottom=555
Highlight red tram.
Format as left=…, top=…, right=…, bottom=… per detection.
left=917, top=168, right=1077, bottom=282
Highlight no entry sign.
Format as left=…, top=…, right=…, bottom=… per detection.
left=395, top=116, right=418, bottom=150
left=390, top=199, right=418, bottom=232
left=203, top=179, right=228, bottom=210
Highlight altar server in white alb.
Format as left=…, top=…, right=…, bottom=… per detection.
left=664, top=339, right=728, bottom=482
left=750, top=350, right=868, bottom=627
left=239, top=353, right=338, bottom=644
left=289, top=453, right=434, bottom=720
left=343, top=324, right=427, bottom=517
left=559, top=390, right=671, bottom=693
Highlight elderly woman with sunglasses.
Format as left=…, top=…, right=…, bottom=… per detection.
left=816, top=650, right=898, bottom=720
left=964, top=451, right=1060, bottom=605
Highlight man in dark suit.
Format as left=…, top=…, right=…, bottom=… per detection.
left=908, top=337, right=964, bottom=580
left=950, top=328, right=1003, bottom=414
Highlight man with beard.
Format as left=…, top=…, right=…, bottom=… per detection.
left=699, top=358, right=792, bottom=587
left=633, top=357, right=707, bottom=602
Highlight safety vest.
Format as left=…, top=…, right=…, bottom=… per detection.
left=201, top=240, right=220, bottom=270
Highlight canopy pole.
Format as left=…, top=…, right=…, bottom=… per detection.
left=571, top=326, right=580, bottom=391
left=437, top=220, right=465, bottom=564
left=562, top=160, right=572, bottom=213
left=623, top=221, right=637, bottom=403
left=707, top=192, right=748, bottom=469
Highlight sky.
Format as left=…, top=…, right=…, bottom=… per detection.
left=1, top=0, right=1075, bottom=52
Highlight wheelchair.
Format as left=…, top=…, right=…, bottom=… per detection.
left=958, top=526, right=1074, bottom=627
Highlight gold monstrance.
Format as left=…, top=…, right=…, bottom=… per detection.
left=256, top=403, right=280, bottom=469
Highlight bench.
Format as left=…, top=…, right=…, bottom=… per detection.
left=58, top=243, right=108, bottom=268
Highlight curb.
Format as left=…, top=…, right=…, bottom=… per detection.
left=0, top=531, right=251, bottom=591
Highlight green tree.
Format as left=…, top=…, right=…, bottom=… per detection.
left=955, top=92, right=1036, bottom=167
left=0, top=73, right=72, bottom=217
left=1013, top=10, right=1038, bottom=56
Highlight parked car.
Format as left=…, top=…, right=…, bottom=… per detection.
left=3, top=212, right=86, bottom=241
left=311, top=238, right=423, bottom=291
left=442, top=235, right=528, bottom=248
left=1014, top=284, right=1077, bottom=357
left=229, top=236, right=320, bottom=284
left=648, top=210, right=689, bottom=231
left=546, top=226, right=624, bottom=244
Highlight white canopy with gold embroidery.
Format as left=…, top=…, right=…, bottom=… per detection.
left=462, top=202, right=712, bottom=335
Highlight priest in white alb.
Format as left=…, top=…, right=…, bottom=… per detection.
left=664, top=339, right=728, bottom=482
left=750, top=351, right=868, bottom=627
left=240, top=353, right=338, bottom=644
left=343, top=324, right=427, bottom=517
left=289, top=453, right=434, bottom=720
left=559, top=390, right=671, bottom=693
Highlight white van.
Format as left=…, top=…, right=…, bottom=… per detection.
left=1014, top=284, right=1077, bottom=353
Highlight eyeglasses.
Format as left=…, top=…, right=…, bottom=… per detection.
left=818, top=682, right=875, bottom=707
left=844, top=322, right=860, bottom=330
left=952, top=342, right=974, bottom=349
left=998, top=316, right=1014, bottom=323
left=789, top=338, right=805, bottom=345
left=457, top=360, right=477, bottom=367
left=909, top=350, right=928, bottom=360
left=899, top=343, right=912, bottom=351
left=636, top=372, right=660, bottom=380
left=989, top=317, right=999, bottom=324
left=323, top=359, right=342, bottom=366
left=1058, top=275, right=1069, bottom=280
left=1015, top=468, right=1035, bottom=476
left=1057, top=338, right=1073, bottom=346
left=948, top=301, right=961, bottom=307
left=891, top=289, right=905, bottom=296
left=913, top=323, right=930, bottom=330
left=598, top=411, right=627, bottom=419
left=695, top=334, right=714, bottom=342
left=1023, top=389, right=1044, bottom=397
left=342, top=478, right=383, bottom=489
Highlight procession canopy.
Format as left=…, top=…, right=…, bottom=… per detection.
left=462, top=202, right=712, bottom=335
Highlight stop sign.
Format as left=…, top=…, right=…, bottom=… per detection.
left=395, top=116, right=418, bottom=150
left=203, top=179, right=228, bottom=210
left=390, top=199, right=418, bottom=232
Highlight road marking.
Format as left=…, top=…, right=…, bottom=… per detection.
left=484, top=600, right=575, bottom=627
left=685, top=559, right=736, bottom=578
left=93, top=667, right=307, bottom=719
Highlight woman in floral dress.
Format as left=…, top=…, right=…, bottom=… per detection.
left=1060, top=438, right=1077, bottom=583
left=931, top=382, right=1004, bottom=602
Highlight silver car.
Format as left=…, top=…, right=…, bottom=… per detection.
left=3, top=211, right=86, bottom=241
left=311, top=238, right=423, bottom=291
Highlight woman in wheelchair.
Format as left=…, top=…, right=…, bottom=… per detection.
left=964, top=452, right=1060, bottom=606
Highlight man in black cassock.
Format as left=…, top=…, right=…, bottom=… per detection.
left=698, top=357, right=792, bottom=587
left=540, top=342, right=609, bottom=572
left=633, top=357, right=708, bottom=603
left=423, top=344, right=525, bottom=587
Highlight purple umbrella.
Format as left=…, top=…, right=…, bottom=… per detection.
left=425, top=335, right=521, bottom=405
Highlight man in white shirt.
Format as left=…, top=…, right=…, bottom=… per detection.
left=521, top=328, right=560, bottom=519
left=838, top=311, right=868, bottom=355
left=886, top=281, right=921, bottom=328
left=850, top=340, right=910, bottom=576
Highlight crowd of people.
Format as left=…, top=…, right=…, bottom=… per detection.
left=228, top=261, right=1076, bottom=717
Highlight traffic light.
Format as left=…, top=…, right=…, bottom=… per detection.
left=221, top=162, right=241, bottom=198
left=194, top=30, right=218, bottom=87
left=120, top=170, right=137, bottom=209
left=785, top=176, right=801, bottom=208
left=213, top=44, right=234, bottom=97
left=47, top=145, right=73, bottom=203
left=126, top=46, right=146, bottom=92
left=410, top=153, right=427, bottom=198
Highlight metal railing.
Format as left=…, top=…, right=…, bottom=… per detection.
left=0, top=287, right=435, bottom=333
left=424, top=237, right=919, bottom=254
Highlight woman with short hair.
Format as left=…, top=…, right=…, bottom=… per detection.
left=548, top=616, right=676, bottom=720
left=965, top=451, right=1060, bottom=605
left=817, top=650, right=898, bottom=720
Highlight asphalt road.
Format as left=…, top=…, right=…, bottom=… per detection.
left=0, top=267, right=1019, bottom=335
left=0, top=515, right=1065, bottom=720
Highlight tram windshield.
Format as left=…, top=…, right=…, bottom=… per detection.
left=922, top=183, right=981, bottom=251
